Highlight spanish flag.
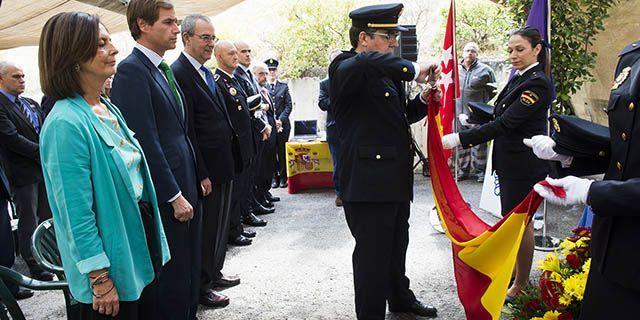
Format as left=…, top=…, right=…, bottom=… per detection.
left=426, top=94, right=546, bottom=319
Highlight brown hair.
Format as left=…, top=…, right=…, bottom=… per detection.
left=39, top=12, right=100, bottom=100
left=127, top=0, right=174, bottom=40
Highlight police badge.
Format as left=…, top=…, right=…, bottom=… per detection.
left=611, top=66, right=631, bottom=90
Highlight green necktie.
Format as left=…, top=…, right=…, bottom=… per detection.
left=158, top=60, right=184, bottom=118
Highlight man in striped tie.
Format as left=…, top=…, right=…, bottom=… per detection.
left=0, top=61, right=53, bottom=283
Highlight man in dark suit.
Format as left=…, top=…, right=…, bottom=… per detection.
left=234, top=41, right=276, bottom=215
left=265, top=59, right=293, bottom=188
left=171, top=14, right=241, bottom=309
left=214, top=41, right=268, bottom=247
left=0, top=153, right=33, bottom=300
left=110, top=1, right=202, bottom=318
left=319, top=49, right=343, bottom=207
left=329, top=4, right=440, bottom=319
left=0, top=61, right=53, bottom=282
left=252, top=62, right=279, bottom=207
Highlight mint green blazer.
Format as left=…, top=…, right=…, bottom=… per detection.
left=40, top=95, right=170, bottom=303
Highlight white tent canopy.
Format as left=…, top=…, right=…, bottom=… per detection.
left=0, top=0, right=243, bottom=50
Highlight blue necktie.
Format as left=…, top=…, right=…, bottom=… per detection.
left=15, top=97, right=39, bottom=132
left=200, top=65, right=217, bottom=95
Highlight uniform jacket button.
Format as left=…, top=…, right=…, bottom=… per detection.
left=402, top=67, right=408, bottom=73
left=617, top=161, right=623, bottom=171
left=385, top=92, right=390, bottom=97
left=375, top=154, right=381, bottom=160
left=629, top=102, right=635, bottom=111
left=598, top=151, right=606, bottom=157
left=622, top=132, right=628, bottom=141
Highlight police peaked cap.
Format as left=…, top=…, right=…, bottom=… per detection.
left=349, top=3, right=408, bottom=32
left=549, top=114, right=611, bottom=159
left=467, top=102, right=495, bottom=125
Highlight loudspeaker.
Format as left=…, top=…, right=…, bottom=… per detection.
left=394, top=25, right=418, bottom=62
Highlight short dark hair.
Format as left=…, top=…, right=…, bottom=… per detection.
left=39, top=12, right=100, bottom=100
left=348, top=26, right=376, bottom=49
left=127, top=0, right=174, bottom=40
left=510, top=26, right=547, bottom=68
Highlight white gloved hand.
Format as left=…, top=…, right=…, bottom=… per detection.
left=533, top=176, right=593, bottom=206
left=523, top=135, right=573, bottom=167
left=442, top=133, right=461, bottom=149
left=458, top=114, right=470, bottom=126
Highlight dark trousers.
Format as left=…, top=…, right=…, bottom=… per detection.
left=579, top=264, right=640, bottom=320
left=80, top=279, right=159, bottom=319
left=0, top=199, right=17, bottom=295
left=14, top=180, right=51, bottom=268
left=248, top=141, right=265, bottom=208
left=498, top=177, right=542, bottom=216
left=201, top=181, right=233, bottom=292
left=343, top=201, right=416, bottom=320
left=229, top=162, right=250, bottom=239
left=326, top=125, right=340, bottom=196
left=157, top=201, right=202, bottom=319
left=274, top=128, right=290, bottom=181
left=258, top=142, right=277, bottom=195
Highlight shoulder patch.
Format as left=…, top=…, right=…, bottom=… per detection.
left=520, top=90, right=539, bottom=106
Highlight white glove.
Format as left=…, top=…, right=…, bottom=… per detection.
left=458, top=114, right=470, bottom=126
left=523, top=135, right=573, bottom=167
left=442, top=133, right=461, bottom=149
left=533, top=176, right=593, bottom=206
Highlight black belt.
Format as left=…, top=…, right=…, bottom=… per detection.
left=138, top=201, right=161, bottom=274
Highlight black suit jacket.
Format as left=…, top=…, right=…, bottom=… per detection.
left=171, top=53, right=240, bottom=184
left=0, top=94, right=44, bottom=187
left=215, top=69, right=262, bottom=166
left=559, top=42, right=640, bottom=293
left=329, top=50, right=426, bottom=202
left=318, top=77, right=335, bottom=129
left=111, top=47, right=199, bottom=204
left=459, top=64, right=551, bottom=180
left=269, top=80, right=293, bottom=132
left=0, top=154, right=11, bottom=200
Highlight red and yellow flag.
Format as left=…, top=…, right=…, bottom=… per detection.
left=426, top=94, right=547, bottom=319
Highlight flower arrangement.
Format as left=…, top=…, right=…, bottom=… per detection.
left=504, top=227, right=591, bottom=320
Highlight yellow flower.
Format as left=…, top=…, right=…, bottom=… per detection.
left=538, top=253, right=561, bottom=273
left=559, top=292, right=573, bottom=306
left=531, top=310, right=561, bottom=320
left=559, top=239, right=576, bottom=255
left=582, top=258, right=591, bottom=274
left=563, top=272, right=587, bottom=302
left=549, top=271, right=562, bottom=283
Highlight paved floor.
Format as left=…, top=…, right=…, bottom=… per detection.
left=16, top=174, right=583, bottom=319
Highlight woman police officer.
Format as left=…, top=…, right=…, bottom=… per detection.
left=442, top=27, right=552, bottom=300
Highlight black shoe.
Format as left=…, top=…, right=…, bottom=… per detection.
left=228, top=235, right=252, bottom=246
left=212, top=275, right=240, bottom=288
left=335, top=196, right=343, bottom=207
left=266, top=191, right=280, bottom=202
left=30, top=268, right=54, bottom=281
left=199, top=289, right=230, bottom=308
left=13, top=288, right=34, bottom=300
left=279, top=179, right=288, bottom=188
left=242, top=213, right=267, bottom=227
left=271, top=178, right=279, bottom=188
left=257, top=196, right=274, bottom=208
left=253, top=203, right=275, bottom=215
left=455, top=174, right=469, bottom=182
left=477, top=175, right=484, bottom=183
left=389, top=300, right=437, bottom=318
left=242, top=230, right=256, bottom=238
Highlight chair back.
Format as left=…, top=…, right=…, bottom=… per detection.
left=31, top=219, right=64, bottom=277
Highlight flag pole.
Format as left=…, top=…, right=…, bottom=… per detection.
left=535, top=0, right=560, bottom=252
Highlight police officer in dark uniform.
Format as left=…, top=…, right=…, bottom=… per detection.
left=266, top=59, right=293, bottom=189
left=442, top=27, right=552, bottom=300
left=529, top=40, right=640, bottom=320
left=329, top=3, right=440, bottom=319
left=213, top=41, right=267, bottom=247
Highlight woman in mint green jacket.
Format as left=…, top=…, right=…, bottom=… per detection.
left=38, top=12, right=170, bottom=319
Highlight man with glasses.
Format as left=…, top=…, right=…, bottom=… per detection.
left=329, top=3, right=440, bottom=319
left=171, top=13, right=238, bottom=309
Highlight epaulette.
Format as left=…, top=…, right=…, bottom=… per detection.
left=619, top=41, right=640, bottom=57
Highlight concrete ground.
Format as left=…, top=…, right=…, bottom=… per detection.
left=15, top=174, right=582, bottom=319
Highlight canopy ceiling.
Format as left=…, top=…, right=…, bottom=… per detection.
left=0, top=0, right=243, bottom=50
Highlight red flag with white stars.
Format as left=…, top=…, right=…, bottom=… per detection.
left=436, top=0, right=460, bottom=160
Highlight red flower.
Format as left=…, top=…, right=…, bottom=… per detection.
left=566, top=253, right=582, bottom=269
left=539, top=271, right=563, bottom=309
left=525, top=299, right=543, bottom=311
left=558, top=312, right=574, bottom=320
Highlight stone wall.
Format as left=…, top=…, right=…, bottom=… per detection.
left=571, top=0, right=640, bottom=124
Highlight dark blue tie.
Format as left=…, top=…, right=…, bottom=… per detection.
left=200, top=65, right=217, bottom=95
left=15, top=97, right=39, bottom=132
